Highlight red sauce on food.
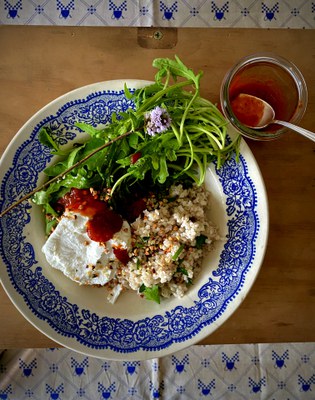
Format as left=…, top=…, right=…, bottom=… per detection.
left=126, top=198, right=147, bottom=222
left=59, top=188, right=123, bottom=242
left=113, top=247, right=130, bottom=265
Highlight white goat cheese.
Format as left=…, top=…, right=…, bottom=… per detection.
left=42, top=212, right=131, bottom=289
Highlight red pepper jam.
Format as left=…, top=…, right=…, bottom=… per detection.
left=59, top=188, right=123, bottom=243
left=126, top=198, right=147, bottom=222
left=230, top=94, right=265, bottom=127
left=229, top=63, right=299, bottom=130
left=230, top=79, right=286, bottom=124
left=113, top=247, right=129, bottom=265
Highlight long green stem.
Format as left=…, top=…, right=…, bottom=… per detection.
left=111, top=170, right=134, bottom=195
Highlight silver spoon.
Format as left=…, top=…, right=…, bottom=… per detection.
left=233, top=93, right=315, bottom=142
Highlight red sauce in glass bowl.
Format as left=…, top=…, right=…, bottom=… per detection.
left=229, top=79, right=287, bottom=122
left=228, top=63, right=300, bottom=133
left=59, top=188, right=123, bottom=242
left=220, top=56, right=307, bottom=140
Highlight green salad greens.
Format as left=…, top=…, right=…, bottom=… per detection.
left=33, top=56, right=240, bottom=233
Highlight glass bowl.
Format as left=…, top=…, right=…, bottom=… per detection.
left=220, top=53, right=308, bottom=140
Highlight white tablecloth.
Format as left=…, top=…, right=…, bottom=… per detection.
left=1, top=0, right=314, bottom=28
left=1, top=343, right=314, bottom=399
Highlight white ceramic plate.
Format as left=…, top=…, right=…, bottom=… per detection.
left=0, top=80, right=268, bottom=360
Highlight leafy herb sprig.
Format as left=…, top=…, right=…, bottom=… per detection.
left=0, top=57, right=239, bottom=220
left=24, top=56, right=239, bottom=231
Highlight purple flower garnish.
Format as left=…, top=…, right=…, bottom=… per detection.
left=145, top=106, right=172, bottom=136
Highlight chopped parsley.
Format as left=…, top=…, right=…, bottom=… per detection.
left=139, top=284, right=160, bottom=304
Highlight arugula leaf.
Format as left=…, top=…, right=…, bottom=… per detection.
left=38, top=127, right=60, bottom=152
left=124, top=82, right=134, bottom=100
left=153, top=55, right=202, bottom=88
left=75, top=122, right=100, bottom=137
left=158, top=155, right=169, bottom=184
left=32, top=190, right=49, bottom=205
left=128, top=132, right=139, bottom=149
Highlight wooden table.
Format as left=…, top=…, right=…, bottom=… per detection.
left=0, top=26, right=314, bottom=348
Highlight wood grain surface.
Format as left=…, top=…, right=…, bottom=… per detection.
left=0, top=26, right=314, bottom=348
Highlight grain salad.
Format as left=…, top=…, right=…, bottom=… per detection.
left=116, top=182, right=219, bottom=301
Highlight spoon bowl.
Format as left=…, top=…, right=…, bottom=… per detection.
left=231, top=93, right=315, bottom=142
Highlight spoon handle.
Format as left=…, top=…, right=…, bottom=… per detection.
left=274, top=120, right=315, bottom=142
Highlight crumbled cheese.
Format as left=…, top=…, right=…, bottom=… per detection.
left=42, top=212, right=131, bottom=289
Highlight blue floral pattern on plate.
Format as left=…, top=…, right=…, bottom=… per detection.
left=0, top=83, right=266, bottom=358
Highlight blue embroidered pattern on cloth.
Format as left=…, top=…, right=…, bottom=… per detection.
left=0, top=343, right=314, bottom=399
left=0, top=87, right=259, bottom=355
left=0, top=0, right=314, bottom=28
